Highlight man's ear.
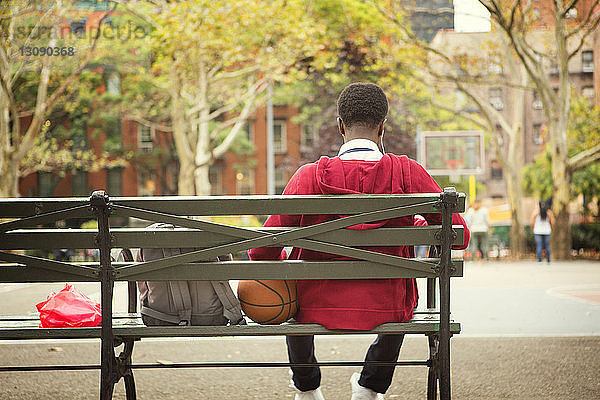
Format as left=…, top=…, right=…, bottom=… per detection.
left=337, top=117, right=345, bottom=136
left=378, top=120, right=386, bottom=138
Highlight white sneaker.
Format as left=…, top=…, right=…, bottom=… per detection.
left=350, top=372, right=384, bottom=400
left=294, top=387, right=325, bottom=400
left=290, top=369, right=326, bottom=400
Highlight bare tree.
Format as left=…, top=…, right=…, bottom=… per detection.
left=369, top=2, right=532, bottom=257
left=0, top=0, right=113, bottom=197
left=479, top=0, right=600, bottom=259
left=140, top=0, right=325, bottom=195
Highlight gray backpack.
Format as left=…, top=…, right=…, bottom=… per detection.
left=112, top=223, right=245, bottom=326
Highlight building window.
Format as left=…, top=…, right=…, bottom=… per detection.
left=138, top=171, right=155, bottom=196
left=104, top=117, right=121, bottom=152
left=533, top=123, right=544, bottom=145
left=490, top=160, right=503, bottom=180
left=275, top=168, right=288, bottom=194
left=70, top=18, right=87, bottom=35
left=582, top=50, right=594, bottom=73
left=489, top=87, right=503, bottom=110
left=488, top=56, right=503, bottom=75
left=236, top=169, right=255, bottom=195
left=242, top=121, right=253, bottom=142
left=38, top=172, right=55, bottom=197
left=106, top=168, right=123, bottom=196
left=209, top=166, right=223, bottom=195
left=72, top=121, right=88, bottom=150
left=532, top=91, right=543, bottom=110
left=71, top=170, right=88, bottom=196
left=582, top=86, right=595, bottom=100
left=138, top=124, right=153, bottom=152
left=273, top=119, right=287, bottom=154
left=106, top=72, right=121, bottom=96
left=301, top=124, right=317, bottom=151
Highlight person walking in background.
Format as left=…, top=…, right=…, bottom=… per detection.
left=414, top=215, right=429, bottom=258
left=531, top=200, right=554, bottom=263
left=464, top=199, right=490, bottom=262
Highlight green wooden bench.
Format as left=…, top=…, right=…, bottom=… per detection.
left=0, top=188, right=465, bottom=400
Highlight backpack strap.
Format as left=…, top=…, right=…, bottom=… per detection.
left=166, top=248, right=193, bottom=326
left=137, top=240, right=194, bottom=326
left=120, top=248, right=134, bottom=262
left=210, top=281, right=246, bottom=325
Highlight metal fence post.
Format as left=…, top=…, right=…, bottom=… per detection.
left=438, top=187, right=458, bottom=400
left=90, top=191, right=116, bottom=400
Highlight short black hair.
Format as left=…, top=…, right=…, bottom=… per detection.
left=337, top=83, right=388, bottom=129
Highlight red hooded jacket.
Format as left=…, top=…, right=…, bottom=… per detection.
left=249, top=153, right=470, bottom=330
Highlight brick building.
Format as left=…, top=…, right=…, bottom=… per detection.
left=430, top=23, right=597, bottom=201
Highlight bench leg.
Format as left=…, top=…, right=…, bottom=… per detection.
left=101, top=339, right=138, bottom=400
left=427, top=334, right=439, bottom=400
left=118, top=340, right=137, bottom=400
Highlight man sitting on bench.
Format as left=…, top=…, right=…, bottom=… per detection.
left=249, top=83, right=470, bottom=400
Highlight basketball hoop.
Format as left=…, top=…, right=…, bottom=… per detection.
left=445, top=158, right=463, bottom=183
left=417, top=131, right=484, bottom=178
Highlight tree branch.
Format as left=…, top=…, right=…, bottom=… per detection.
left=566, top=0, right=600, bottom=39
left=210, top=80, right=268, bottom=160
left=109, top=0, right=160, bottom=28
left=13, top=4, right=116, bottom=163
left=430, top=100, right=488, bottom=129
left=212, top=65, right=260, bottom=82
left=567, top=16, right=600, bottom=60
left=9, top=6, right=55, bottom=87
left=563, top=0, right=579, bottom=16
left=43, top=4, right=116, bottom=116
left=568, top=142, right=600, bottom=171
left=128, top=116, right=173, bottom=132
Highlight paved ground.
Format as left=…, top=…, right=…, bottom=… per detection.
left=1, top=260, right=599, bottom=399
left=1, top=336, right=598, bottom=399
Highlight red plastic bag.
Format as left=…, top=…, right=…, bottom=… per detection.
left=36, top=284, right=102, bottom=328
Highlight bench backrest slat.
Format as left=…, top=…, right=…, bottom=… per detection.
left=0, top=226, right=465, bottom=249
left=0, top=260, right=463, bottom=282
left=0, top=193, right=465, bottom=217
left=0, top=192, right=465, bottom=284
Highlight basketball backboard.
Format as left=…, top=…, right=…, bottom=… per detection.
left=417, top=130, right=485, bottom=176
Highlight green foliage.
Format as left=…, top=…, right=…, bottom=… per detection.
left=568, top=94, right=600, bottom=156
left=522, top=151, right=553, bottom=200
left=526, top=223, right=600, bottom=252
left=213, top=128, right=255, bottom=157
left=275, top=0, right=429, bottom=164
left=571, top=223, right=600, bottom=251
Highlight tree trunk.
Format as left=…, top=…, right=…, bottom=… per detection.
left=194, top=63, right=212, bottom=197
left=169, top=70, right=195, bottom=196
left=549, top=7, right=572, bottom=260
left=506, top=168, right=525, bottom=258
left=194, top=163, right=211, bottom=196
left=550, top=126, right=572, bottom=259
left=177, top=156, right=196, bottom=196
left=0, top=157, right=20, bottom=197
left=505, top=62, right=526, bottom=259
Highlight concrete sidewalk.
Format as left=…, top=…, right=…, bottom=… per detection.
left=1, top=335, right=598, bottom=399
left=1, top=260, right=599, bottom=399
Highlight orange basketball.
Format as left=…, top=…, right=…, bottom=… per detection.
left=237, top=280, right=297, bottom=325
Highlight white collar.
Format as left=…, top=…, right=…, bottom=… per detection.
left=337, top=139, right=383, bottom=161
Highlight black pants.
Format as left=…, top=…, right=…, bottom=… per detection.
left=287, top=334, right=404, bottom=394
